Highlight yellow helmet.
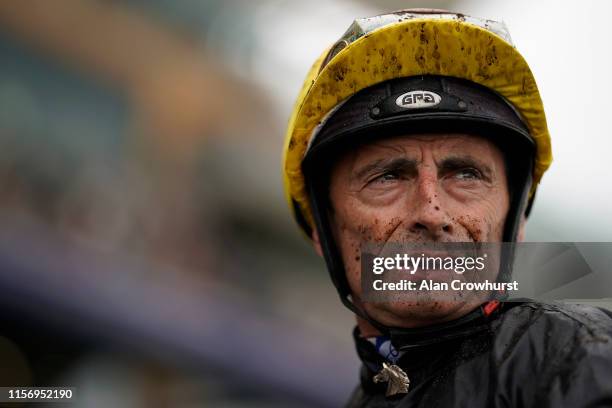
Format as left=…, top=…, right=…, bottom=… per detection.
left=282, top=9, right=552, bottom=239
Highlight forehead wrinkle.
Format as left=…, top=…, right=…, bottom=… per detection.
left=357, top=139, right=411, bottom=156
left=333, top=132, right=506, bottom=185
left=349, top=140, right=419, bottom=169
left=348, top=133, right=485, bottom=165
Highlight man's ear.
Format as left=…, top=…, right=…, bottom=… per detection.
left=517, top=215, right=527, bottom=242
left=312, top=228, right=324, bottom=257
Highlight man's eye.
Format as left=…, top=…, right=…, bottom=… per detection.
left=454, top=168, right=481, bottom=180
left=373, top=172, right=399, bottom=183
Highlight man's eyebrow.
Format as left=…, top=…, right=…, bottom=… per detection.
left=353, top=157, right=417, bottom=180
left=438, top=156, right=493, bottom=177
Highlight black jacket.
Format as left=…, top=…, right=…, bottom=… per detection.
left=346, top=301, right=612, bottom=407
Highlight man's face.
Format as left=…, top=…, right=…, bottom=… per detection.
left=322, top=133, right=510, bottom=328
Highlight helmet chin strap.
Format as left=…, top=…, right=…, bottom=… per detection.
left=305, top=152, right=534, bottom=343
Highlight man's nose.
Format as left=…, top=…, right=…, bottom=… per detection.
left=408, top=174, right=453, bottom=239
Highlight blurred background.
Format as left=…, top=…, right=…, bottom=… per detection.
left=0, top=1, right=610, bottom=407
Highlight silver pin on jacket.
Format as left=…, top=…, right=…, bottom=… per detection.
left=373, top=362, right=410, bottom=397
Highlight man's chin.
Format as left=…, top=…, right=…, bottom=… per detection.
left=363, top=295, right=480, bottom=329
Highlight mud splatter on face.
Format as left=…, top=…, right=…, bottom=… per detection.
left=456, top=214, right=485, bottom=242
left=326, top=133, right=509, bottom=327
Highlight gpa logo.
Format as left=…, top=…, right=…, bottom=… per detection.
left=395, top=90, right=442, bottom=109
